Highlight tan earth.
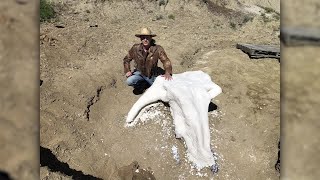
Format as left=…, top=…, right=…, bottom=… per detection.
left=281, top=0, right=320, bottom=179
left=0, top=0, right=38, bottom=179
left=39, top=0, right=280, bottom=179
left=5, top=0, right=320, bottom=180
left=0, top=0, right=285, bottom=179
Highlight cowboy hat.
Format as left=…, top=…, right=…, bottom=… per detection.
left=135, top=27, right=157, bottom=37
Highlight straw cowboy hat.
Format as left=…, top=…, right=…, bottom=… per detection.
left=135, top=27, right=157, bottom=37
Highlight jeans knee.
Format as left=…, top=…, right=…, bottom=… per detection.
left=126, top=77, right=135, bottom=86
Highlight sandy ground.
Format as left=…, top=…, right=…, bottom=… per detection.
left=281, top=47, right=320, bottom=180
left=0, top=0, right=38, bottom=179
left=3, top=0, right=319, bottom=179
left=281, top=0, right=320, bottom=179
left=39, top=0, right=280, bottom=179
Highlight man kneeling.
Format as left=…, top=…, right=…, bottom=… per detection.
left=123, top=27, right=173, bottom=94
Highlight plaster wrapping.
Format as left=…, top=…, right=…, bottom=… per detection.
left=126, top=71, right=222, bottom=169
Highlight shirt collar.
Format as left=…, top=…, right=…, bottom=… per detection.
left=139, top=43, right=155, bottom=53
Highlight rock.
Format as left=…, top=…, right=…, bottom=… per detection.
left=16, top=0, right=28, bottom=5
left=210, top=163, right=219, bottom=174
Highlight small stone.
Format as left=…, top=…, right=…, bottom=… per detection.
left=210, top=163, right=219, bottom=174
left=231, top=136, right=236, bottom=141
left=16, top=0, right=28, bottom=5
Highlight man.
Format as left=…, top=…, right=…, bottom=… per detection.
left=123, top=27, right=173, bottom=94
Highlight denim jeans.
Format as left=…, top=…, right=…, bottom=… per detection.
left=126, top=70, right=156, bottom=88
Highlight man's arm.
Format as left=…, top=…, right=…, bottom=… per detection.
left=158, top=46, right=173, bottom=79
left=123, top=46, right=134, bottom=75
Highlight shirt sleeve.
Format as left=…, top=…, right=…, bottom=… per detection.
left=123, top=46, right=134, bottom=74
left=158, top=46, right=173, bottom=75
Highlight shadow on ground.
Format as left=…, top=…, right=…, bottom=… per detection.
left=40, top=146, right=102, bottom=180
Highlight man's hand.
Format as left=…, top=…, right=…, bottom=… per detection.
left=161, top=73, right=172, bottom=80
left=125, top=71, right=132, bottom=78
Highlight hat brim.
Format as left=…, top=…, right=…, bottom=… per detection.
left=135, top=34, right=157, bottom=37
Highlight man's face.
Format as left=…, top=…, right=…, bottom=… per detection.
left=140, top=36, right=152, bottom=46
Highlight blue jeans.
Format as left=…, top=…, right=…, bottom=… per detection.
left=126, top=71, right=156, bottom=88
